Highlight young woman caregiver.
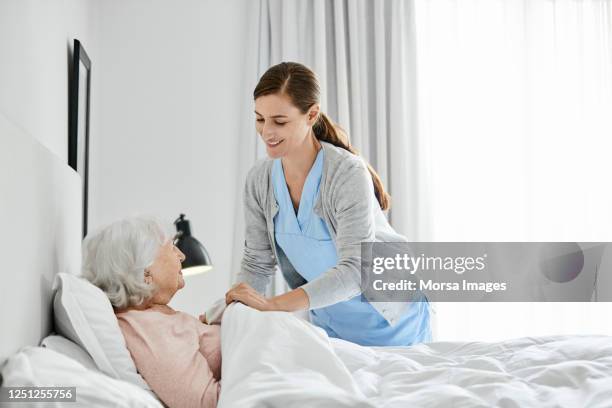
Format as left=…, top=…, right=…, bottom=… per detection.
left=224, top=62, right=431, bottom=346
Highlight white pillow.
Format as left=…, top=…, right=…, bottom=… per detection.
left=40, top=334, right=98, bottom=371
left=1, top=346, right=162, bottom=408
left=52, top=273, right=150, bottom=390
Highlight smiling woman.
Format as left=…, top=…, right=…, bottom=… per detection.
left=81, top=217, right=184, bottom=309
left=223, top=62, right=432, bottom=347
left=82, top=216, right=222, bottom=408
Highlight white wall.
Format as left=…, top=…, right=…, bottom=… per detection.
left=0, top=0, right=93, bottom=359
left=91, top=0, right=249, bottom=315
left=0, top=0, right=252, bottom=317
left=0, top=112, right=82, bottom=364
left=0, top=0, right=96, bottom=159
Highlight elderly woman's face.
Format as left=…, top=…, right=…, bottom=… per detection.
left=147, top=240, right=186, bottom=304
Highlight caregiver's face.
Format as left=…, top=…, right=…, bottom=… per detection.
left=254, top=93, right=314, bottom=159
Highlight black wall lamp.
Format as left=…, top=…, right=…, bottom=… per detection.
left=174, top=214, right=213, bottom=277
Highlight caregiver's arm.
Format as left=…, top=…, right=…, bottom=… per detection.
left=236, top=162, right=278, bottom=294
left=270, top=287, right=310, bottom=311
left=226, top=282, right=309, bottom=312
left=300, top=159, right=375, bottom=310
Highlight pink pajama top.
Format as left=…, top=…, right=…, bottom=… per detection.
left=116, top=305, right=221, bottom=408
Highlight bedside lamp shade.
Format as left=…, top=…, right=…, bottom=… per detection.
left=174, top=214, right=213, bottom=277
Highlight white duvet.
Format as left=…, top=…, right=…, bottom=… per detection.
left=218, top=303, right=612, bottom=407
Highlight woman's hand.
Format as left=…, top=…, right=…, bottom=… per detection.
left=225, top=282, right=276, bottom=311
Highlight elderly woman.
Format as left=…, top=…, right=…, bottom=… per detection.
left=82, top=216, right=220, bottom=408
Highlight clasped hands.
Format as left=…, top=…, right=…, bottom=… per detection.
left=224, top=282, right=276, bottom=311
left=198, top=282, right=274, bottom=324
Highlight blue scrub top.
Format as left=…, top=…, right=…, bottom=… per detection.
left=272, top=148, right=431, bottom=347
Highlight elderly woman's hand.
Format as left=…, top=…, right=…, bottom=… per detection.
left=225, top=283, right=275, bottom=311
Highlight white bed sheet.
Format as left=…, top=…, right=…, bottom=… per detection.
left=332, top=335, right=612, bottom=407
left=219, top=303, right=612, bottom=408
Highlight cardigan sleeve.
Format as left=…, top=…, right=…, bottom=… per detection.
left=236, top=162, right=278, bottom=295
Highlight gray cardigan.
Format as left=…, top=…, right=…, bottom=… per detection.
left=237, top=141, right=413, bottom=326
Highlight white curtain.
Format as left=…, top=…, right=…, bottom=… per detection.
left=231, top=0, right=612, bottom=341
left=230, top=0, right=426, bottom=296
left=415, top=0, right=612, bottom=341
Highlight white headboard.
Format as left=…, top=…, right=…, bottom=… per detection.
left=0, top=112, right=81, bottom=365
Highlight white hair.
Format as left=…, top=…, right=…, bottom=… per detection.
left=82, top=216, right=172, bottom=309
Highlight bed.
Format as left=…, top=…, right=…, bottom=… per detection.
left=218, top=303, right=612, bottom=408
left=1, top=112, right=611, bottom=408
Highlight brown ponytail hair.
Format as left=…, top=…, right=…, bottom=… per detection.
left=254, top=62, right=391, bottom=210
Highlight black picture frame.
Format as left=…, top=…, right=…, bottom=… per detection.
left=68, top=39, right=91, bottom=238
